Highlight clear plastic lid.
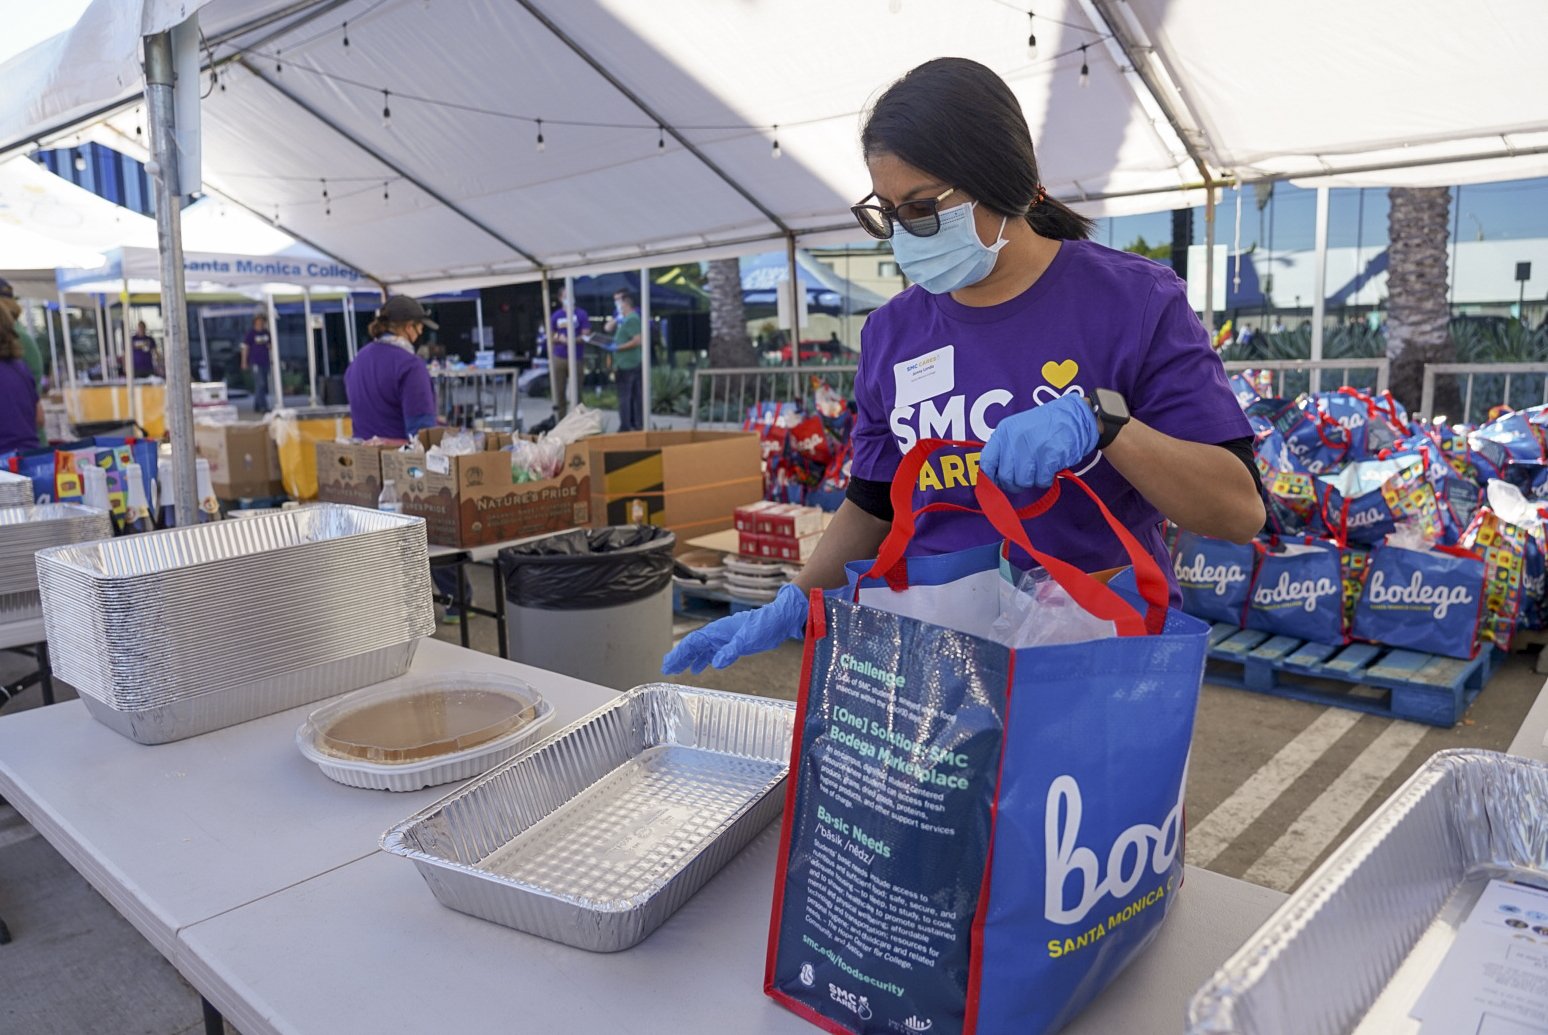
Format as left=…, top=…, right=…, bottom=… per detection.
left=306, top=672, right=546, bottom=765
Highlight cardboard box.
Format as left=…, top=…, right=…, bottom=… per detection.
left=380, top=438, right=591, bottom=548
left=195, top=421, right=283, bottom=499
left=588, top=430, right=762, bottom=543
left=755, top=503, right=825, bottom=539
left=315, top=440, right=406, bottom=509
left=763, top=532, right=822, bottom=563
left=734, top=500, right=778, bottom=533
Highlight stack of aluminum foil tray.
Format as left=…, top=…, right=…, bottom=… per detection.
left=1188, top=749, right=1548, bottom=1035
left=0, top=503, right=112, bottom=623
left=0, top=470, right=34, bottom=507
left=36, top=504, right=435, bottom=744
left=382, top=683, right=795, bottom=952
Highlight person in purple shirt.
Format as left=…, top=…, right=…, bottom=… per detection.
left=129, top=321, right=160, bottom=378
left=344, top=295, right=439, bottom=441
left=241, top=315, right=274, bottom=413
left=665, top=58, right=1264, bottom=675
left=548, top=294, right=589, bottom=419
left=0, top=306, right=41, bottom=455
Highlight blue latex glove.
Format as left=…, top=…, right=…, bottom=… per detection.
left=661, top=582, right=809, bottom=674
left=979, top=392, right=1100, bottom=493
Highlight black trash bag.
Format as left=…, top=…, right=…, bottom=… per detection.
left=499, top=525, right=676, bottom=610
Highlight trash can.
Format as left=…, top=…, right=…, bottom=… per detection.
left=499, top=526, right=676, bottom=691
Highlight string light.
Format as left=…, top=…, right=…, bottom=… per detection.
left=535, top=118, right=545, bottom=152
left=73, top=150, right=85, bottom=172
left=1026, top=12, right=1037, bottom=58
left=273, top=203, right=281, bottom=224
left=382, top=89, right=392, bottom=128
left=658, top=125, right=665, bottom=150
left=771, top=125, right=781, bottom=159
left=383, top=180, right=390, bottom=204
left=134, top=107, right=143, bottom=138
left=276, top=48, right=282, bottom=74
left=342, top=21, right=350, bottom=52
left=1079, top=44, right=1090, bottom=88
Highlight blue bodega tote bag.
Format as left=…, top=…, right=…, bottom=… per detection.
left=766, top=440, right=1210, bottom=1035
left=1172, top=529, right=1256, bottom=625
left=1352, top=541, right=1486, bottom=659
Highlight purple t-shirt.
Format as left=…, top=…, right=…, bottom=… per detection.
left=343, top=340, right=438, bottom=441
left=0, top=358, right=39, bottom=454
left=244, top=328, right=272, bottom=368
left=852, top=239, right=1250, bottom=589
left=549, top=307, right=589, bottom=359
left=131, top=335, right=156, bottom=377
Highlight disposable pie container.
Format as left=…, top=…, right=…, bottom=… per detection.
left=297, top=672, right=553, bottom=791
left=381, top=683, right=794, bottom=951
left=1188, top=749, right=1548, bottom=1034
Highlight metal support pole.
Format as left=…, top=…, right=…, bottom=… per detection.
left=345, top=294, right=358, bottom=359
left=564, top=276, right=578, bottom=413
left=786, top=234, right=802, bottom=376
left=320, top=303, right=331, bottom=378
left=58, top=292, right=76, bottom=392
left=302, top=286, right=317, bottom=405
left=539, top=271, right=554, bottom=412
left=1310, top=185, right=1330, bottom=394
left=640, top=266, right=652, bottom=429
left=265, top=292, right=282, bottom=408
left=474, top=293, right=486, bottom=353
left=144, top=29, right=198, bottom=525
left=123, top=276, right=135, bottom=427
left=1203, top=187, right=1217, bottom=338
left=196, top=309, right=210, bottom=381
left=94, top=296, right=109, bottom=382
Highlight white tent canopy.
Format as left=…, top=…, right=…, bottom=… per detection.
left=0, top=155, right=157, bottom=273
left=12, top=0, right=1545, bottom=292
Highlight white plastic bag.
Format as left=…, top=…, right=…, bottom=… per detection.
left=991, top=565, right=1117, bottom=648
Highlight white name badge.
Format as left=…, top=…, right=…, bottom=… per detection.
left=893, top=345, right=955, bottom=409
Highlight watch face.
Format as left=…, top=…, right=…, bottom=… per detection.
left=1095, top=388, right=1130, bottom=422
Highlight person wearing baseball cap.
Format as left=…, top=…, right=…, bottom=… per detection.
left=343, top=295, right=440, bottom=441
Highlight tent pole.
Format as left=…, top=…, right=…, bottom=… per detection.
left=540, top=271, right=554, bottom=413
left=144, top=29, right=198, bottom=524
left=58, top=292, right=77, bottom=392
left=123, top=276, right=135, bottom=429
left=564, top=276, right=578, bottom=414
left=319, top=302, right=331, bottom=379
left=303, top=286, right=318, bottom=405
left=94, top=296, right=109, bottom=380
left=344, top=294, right=357, bottom=360
left=1310, top=185, right=1330, bottom=394
left=196, top=309, right=209, bottom=381
left=640, top=266, right=652, bottom=429
left=1203, top=187, right=1217, bottom=339
left=787, top=234, right=801, bottom=376
left=266, top=292, right=281, bottom=408
left=474, top=293, right=486, bottom=355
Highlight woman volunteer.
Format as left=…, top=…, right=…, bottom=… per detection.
left=663, top=58, right=1263, bottom=675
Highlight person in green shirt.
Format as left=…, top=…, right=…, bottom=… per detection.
left=608, top=289, right=644, bottom=431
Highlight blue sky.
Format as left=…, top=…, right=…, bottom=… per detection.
left=1097, top=177, right=1548, bottom=255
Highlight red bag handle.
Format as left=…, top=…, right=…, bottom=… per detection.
left=859, top=439, right=1168, bottom=637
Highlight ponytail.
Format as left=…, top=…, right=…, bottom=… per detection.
left=1027, top=195, right=1095, bottom=242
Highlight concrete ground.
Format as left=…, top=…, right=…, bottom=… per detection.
left=1, top=566, right=1542, bottom=1033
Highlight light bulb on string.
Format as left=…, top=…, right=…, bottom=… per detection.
left=771, top=126, right=781, bottom=159
left=383, top=181, right=390, bottom=205
left=73, top=151, right=85, bottom=172
left=1079, top=45, right=1089, bottom=88
left=1026, top=12, right=1037, bottom=58
left=273, top=203, right=281, bottom=225
left=276, top=49, right=282, bottom=74
left=321, top=178, right=329, bottom=201
left=535, top=119, right=545, bottom=152
left=658, top=125, right=665, bottom=151
left=342, top=21, right=350, bottom=52
left=382, top=89, right=392, bottom=129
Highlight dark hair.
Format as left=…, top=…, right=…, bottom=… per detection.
left=861, top=58, right=1093, bottom=241
left=0, top=306, right=19, bottom=362
left=615, top=290, right=637, bottom=307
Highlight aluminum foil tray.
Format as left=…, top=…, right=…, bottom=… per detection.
left=0, top=503, right=112, bottom=621
left=382, top=684, right=794, bottom=951
left=1188, top=749, right=1548, bottom=1035
left=35, top=504, right=434, bottom=740
left=0, top=471, right=33, bottom=507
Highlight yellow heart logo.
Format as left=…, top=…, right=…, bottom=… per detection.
left=1041, top=359, right=1079, bottom=390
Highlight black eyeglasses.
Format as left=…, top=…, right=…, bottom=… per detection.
left=851, top=187, right=958, bottom=240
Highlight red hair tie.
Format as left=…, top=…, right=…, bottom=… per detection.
left=1031, top=185, right=1048, bottom=208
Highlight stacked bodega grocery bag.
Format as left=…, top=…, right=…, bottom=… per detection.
left=1172, top=376, right=1548, bottom=661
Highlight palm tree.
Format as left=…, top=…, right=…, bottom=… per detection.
left=706, top=257, right=750, bottom=368
left=1386, top=186, right=1456, bottom=412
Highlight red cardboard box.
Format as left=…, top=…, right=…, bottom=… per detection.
left=755, top=503, right=825, bottom=539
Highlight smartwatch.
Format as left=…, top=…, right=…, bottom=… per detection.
left=1088, top=388, right=1131, bottom=449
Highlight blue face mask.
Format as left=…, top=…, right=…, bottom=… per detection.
left=888, top=200, right=1008, bottom=294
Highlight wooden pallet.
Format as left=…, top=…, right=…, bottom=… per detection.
left=1205, top=623, right=1505, bottom=727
